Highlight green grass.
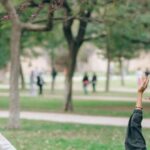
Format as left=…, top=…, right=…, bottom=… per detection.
left=1, top=96, right=150, bottom=117
left=45, top=90, right=138, bottom=97
left=1, top=119, right=150, bottom=150
left=1, top=89, right=150, bottom=99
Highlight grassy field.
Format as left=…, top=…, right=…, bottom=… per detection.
left=0, top=77, right=150, bottom=149
left=46, top=90, right=150, bottom=98
left=1, top=119, right=150, bottom=150
left=0, top=90, right=141, bottom=98
left=1, top=96, right=150, bottom=117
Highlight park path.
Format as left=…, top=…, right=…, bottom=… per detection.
left=1, top=110, right=150, bottom=128
left=0, top=92, right=136, bottom=101
left=45, top=95, right=136, bottom=101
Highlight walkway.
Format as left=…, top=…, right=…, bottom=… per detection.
left=0, top=92, right=136, bottom=102
left=1, top=111, right=150, bottom=128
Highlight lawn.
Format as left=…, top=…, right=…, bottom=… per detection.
left=1, top=119, right=150, bottom=150
left=1, top=96, right=150, bottom=117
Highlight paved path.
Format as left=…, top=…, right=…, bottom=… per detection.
left=1, top=111, right=150, bottom=128
left=0, top=92, right=136, bottom=102
left=46, top=95, right=136, bottom=102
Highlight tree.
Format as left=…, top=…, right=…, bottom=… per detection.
left=106, top=23, right=139, bottom=87
left=108, top=1, right=150, bottom=86
left=62, top=0, right=100, bottom=111
left=93, top=0, right=150, bottom=91
left=0, top=0, right=56, bottom=128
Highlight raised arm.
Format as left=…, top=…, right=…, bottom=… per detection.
left=136, top=76, right=149, bottom=110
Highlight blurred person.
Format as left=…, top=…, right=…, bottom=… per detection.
left=29, top=69, right=36, bottom=96
left=125, top=75, right=149, bottom=150
left=91, top=73, right=97, bottom=92
left=37, top=72, right=44, bottom=95
left=82, top=72, right=89, bottom=94
left=51, top=67, right=57, bottom=91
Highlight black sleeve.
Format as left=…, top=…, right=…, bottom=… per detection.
left=125, top=109, right=147, bottom=150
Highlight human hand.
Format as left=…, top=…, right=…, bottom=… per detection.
left=138, top=76, right=149, bottom=94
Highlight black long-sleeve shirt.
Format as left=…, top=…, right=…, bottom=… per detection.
left=125, top=109, right=147, bottom=150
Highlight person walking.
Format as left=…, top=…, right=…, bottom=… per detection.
left=91, top=73, right=97, bottom=92
left=37, top=73, right=44, bottom=95
left=82, top=72, right=89, bottom=94
left=51, top=67, right=57, bottom=91
left=29, top=69, right=36, bottom=96
left=125, top=75, right=149, bottom=150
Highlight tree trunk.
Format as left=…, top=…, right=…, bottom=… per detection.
left=1, top=0, right=53, bottom=129
left=119, top=58, right=125, bottom=86
left=8, top=23, right=21, bottom=129
left=64, top=74, right=73, bottom=111
left=64, top=51, right=77, bottom=111
left=105, top=57, right=111, bottom=92
left=20, top=60, right=26, bottom=90
left=62, top=1, right=92, bottom=111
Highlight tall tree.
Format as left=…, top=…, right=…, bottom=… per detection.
left=0, top=0, right=55, bottom=128
left=93, top=0, right=150, bottom=91
left=62, top=0, right=98, bottom=111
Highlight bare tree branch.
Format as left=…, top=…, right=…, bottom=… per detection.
left=1, top=0, right=21, bottom=25
left=0, top=0, right=54, bottom=32
left=62, top=0, right=74, bottom=46
left=75, top=10, right=92, bottom=47
left=22, top=11, right=54, bottom=31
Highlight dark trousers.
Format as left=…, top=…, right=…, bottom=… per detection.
left=92, top=83, right=96, bottom=92
left=38, top=85, right=43, bottom=95
left=125, top=109, right=147, bottom=150
left=83, top=85, right=88, bottom=94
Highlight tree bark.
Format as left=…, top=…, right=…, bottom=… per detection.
left=8, top=23, right=21, bottom=129
left=64, top=73, right=73, bottom=111
left=119, top=57, right=125, bottom=86
left=64, top=50, right=77, bottom=111
left=105, top=57, right=111, bottom=92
